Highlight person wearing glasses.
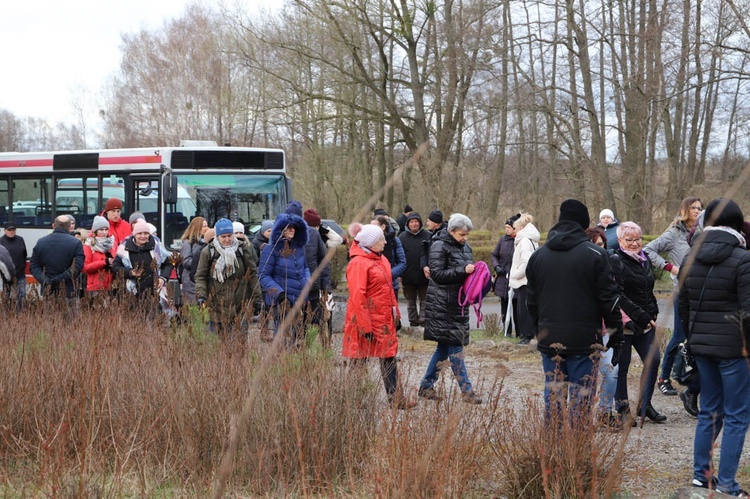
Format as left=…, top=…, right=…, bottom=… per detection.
left=644, top=197, right=702, bottom=408
left=610, top=221, right=665, bottom=425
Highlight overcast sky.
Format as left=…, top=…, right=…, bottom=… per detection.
left=0, top=0, right=279, bottom=126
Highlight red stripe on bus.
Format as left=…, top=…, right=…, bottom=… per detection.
left=0, top=159, right=54, bottom=168
left=100, top=155, right=162, bottom=165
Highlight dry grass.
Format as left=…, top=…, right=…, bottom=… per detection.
left=0, top=295, right=630, bottom=497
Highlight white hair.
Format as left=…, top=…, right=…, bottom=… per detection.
left=447, top=213, right=473, bottom=232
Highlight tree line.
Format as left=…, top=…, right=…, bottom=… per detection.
left=1, top=0, right=750, bottom=232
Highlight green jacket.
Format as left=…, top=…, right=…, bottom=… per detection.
left=194, top=239, right=259, bottom=325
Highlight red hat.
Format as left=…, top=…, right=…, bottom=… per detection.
left=105, top=198, right=123, bottom=212
left=303, top=208, right=321, bottom=227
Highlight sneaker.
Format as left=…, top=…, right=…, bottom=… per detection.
left=462, top=391, right=483, bottom=405
left=418, top=386, right=442, bottom=401
left=680, top=390, right=699, bottom=418
left=692, top=476, right=718, bottom=489
left=717, top=488, right=750, bottom=497
left=657, top=378, right=678, bottom=396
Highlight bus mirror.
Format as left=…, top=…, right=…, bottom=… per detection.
left=164, top=174, right=178, bottom=205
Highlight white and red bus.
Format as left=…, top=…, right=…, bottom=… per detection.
left=0, top=142, right=290, bottom=255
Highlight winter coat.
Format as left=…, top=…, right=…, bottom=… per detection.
left=491, top=234, right=515, bottom=298
left=180, top=239, right=207, bottom=302
left=30, top=227, right=85, bottom=297
left=609, top=249, right=659, bottom=333
left=644, top=220, right=691, bottom=272
left=251, top=231, right=269, bottom=260
left=526, top=220, right=623, bottom=357
left=598, top=219, right=620, bottom=251
left=194, top=238, right=259, bottom=325
left=112, top=235, right=173, bottom=296
left=0, top=234, right=27, bottom=281
left=258, top=214, right=311, bottom=306
left=509, top=223, right=540, bottom=289
left=305, top=227, right=331, bottom=294
left=383, top=225, right=406, bottom=289
left=0, top=245, right=15, bottom=288
left=398, top=213, right=431, bottom=286
left=396, top=213, right=408, bottom=234
left=423, top=229, right=474, bottom=346
left=83, top=241, right=116, bottom=292
left=343, top=242, right=399, bottom=358
left=100, top=210, right=132, bottom=248
left=679, top=229, right=750, bottom=359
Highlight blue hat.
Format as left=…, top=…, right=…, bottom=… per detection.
left=215, top=218, right=234, bottom=236
left=285, top=200, right=303, bottom=217
left=260, top=220, right=274, bottom=234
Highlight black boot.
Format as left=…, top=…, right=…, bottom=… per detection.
left=617, top=406, right=638, bottom=427
left=642, top=403, right=667, bottom=423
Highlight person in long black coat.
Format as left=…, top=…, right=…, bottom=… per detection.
left=417, top=213, right=483, bottom=404
left=491, top=214, right=519, bottom=330
left=398, top=212, right=431, bottom=327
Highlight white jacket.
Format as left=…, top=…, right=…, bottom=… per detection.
left=509, top=223, right=540, bottom=289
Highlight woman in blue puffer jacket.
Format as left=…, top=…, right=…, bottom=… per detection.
left=259, top=206, right=311, bottom=347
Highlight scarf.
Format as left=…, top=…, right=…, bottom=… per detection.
left=88, top=235, right=114, bottom=254
left=704, top=226, right=747, bottom=248
left=211, top=237, right=240, bottom=283
left=621, top=247, right=647, bottom=263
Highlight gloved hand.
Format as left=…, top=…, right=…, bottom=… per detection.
left=198, top=298, right=207, bottom=309
left=50, top=275, right=63, bottom=285
left=363, top=332, right=374, bottom=341
left=610, top=343, right=622, bottom=367
left=494, top=265, right=502, bottom=275
left=395, top=318, right=402, bottom=331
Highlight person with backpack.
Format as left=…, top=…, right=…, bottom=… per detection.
left=178, top=216, right=208, bottom=304
left=417, top=213, right=483, bottom=405
left=195, top=218, right=259, bottom=341
left=508, top=213, right=540, bottom=344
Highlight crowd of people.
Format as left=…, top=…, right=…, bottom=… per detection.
left=2, top=194, right=749, bottom=495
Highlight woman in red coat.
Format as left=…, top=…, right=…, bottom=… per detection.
left=344, top=223, right=414, bottom=409
left=83, top=216, right=116, bottom=293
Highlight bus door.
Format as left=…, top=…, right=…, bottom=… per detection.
left=128, top=175, right=160, bottom=229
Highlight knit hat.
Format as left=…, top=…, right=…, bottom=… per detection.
left=132, top=220, right=150, bottom=235
left=129, top=212, right=145, bottom=224
left=349, top=222, right=384, bottom=248
left=91, top=216, right=109, bottom=233
left=559, top=199, right=591, bottom=229
left=505, top=213, right=521, bottom=227
left=428, top=210, right=444, bottom=224
left=404, top=204, right=413, bottom=213
left=373, top=208, right=388, bottom=217
left=599, top=209, right=615, bottom=221
left=260, top=220, right=274, bottom=235
left=232, top=221, right=245, bottom=234
left=284, top=200, right=303, bottom=217
left=303, top=208, right=322, bottom=227
left=705, top=198, right=745, bottom=232
left=104, top=198, right=123, bottom=212
left=215, top=218, right=234, bottom=236
left=147, top=223, right=157, bottom=235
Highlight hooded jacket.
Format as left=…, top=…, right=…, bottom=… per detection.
left=644, top=220, right=691, bottom=272
left=383, top=224, right=406, bottom=288
left=100, top=209, right=132, bottom=248
left=398, top=213, right=431, bottom=286
left=679, top=229, right=750, bottom=359
left=423, top=229, right=474, bottom=346
left=258, top=213, right=311, bottom=306
left=111, top=235, right=173, bottom=296
left=343, top=242, right=399, bottom=358
left=509, top=222, right=540, bottom=289
left=527, top=220, right=623, bottom=357
left=491, top=233, right=515, bottom=298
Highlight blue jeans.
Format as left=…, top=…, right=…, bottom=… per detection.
left=693, top=356, right=750, bottom=495
left=615, top=329, right=660, bottom=416
left=599, top=334, right=618, bottom=412
left=542, top=353, right=597, bottom=423
left=661, top=295, right=685, bottom=380
left=420, top=343, right=473, bottom=393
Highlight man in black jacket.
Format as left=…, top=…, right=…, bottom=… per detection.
left=526, top=199, right=623, bottom=421
left=399, top=212, right=431, bottom=327
left=0, top=222, right=27, bottom=307
left=30, top=215, right=85, bottom=299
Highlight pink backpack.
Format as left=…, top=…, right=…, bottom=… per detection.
left=458, top=260, right=492, bottom=327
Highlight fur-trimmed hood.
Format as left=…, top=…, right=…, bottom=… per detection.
left=270, top=213, right=309, bottom=248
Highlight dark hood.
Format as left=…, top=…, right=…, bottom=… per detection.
left=545, top=220, right=589, bottom=251
left=405, top=212, right=423, bottom=231
left=270, top=213, right=309, bottom=248
left=692, top=229, right=745, bottom=265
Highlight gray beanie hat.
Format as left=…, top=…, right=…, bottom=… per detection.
left=91, top=216, right=109, bottom=233
left=129, top=212, right=145, bottom=224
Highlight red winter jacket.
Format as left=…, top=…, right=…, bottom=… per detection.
left=83, top=243, right=115, bottom=291
left=343, top=242, right=399, bottom=359
left=100, top=210, right=132, bottom=248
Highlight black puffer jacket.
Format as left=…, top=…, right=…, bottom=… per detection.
left=609, top=250, right=658, bottom=332
left=305, top=227, right=331, bottom=294
left=398, top=213, right=431, bottom=286
left=679, top=229, right=750, bottom=359
left=527, top=220, right=623, bottom=356
left=423, top=229, right=473, bottom=346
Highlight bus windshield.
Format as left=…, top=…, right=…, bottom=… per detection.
left=167, top=173, right=287, bottom=245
